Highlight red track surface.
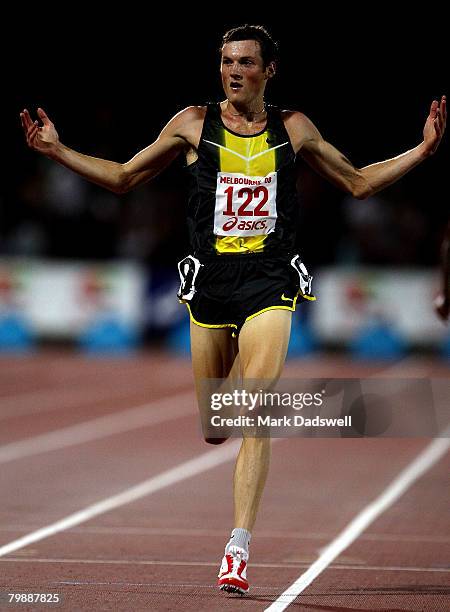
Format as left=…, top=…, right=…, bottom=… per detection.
left=0, top=350, right=449, bottom=611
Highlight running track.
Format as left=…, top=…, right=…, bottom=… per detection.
left=0, top=350, right=449, bottom=611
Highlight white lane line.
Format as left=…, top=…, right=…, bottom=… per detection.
left=55, top=581, right=222, bottom=588
left=1, top=557, right=449, bottom=573
left=1, top=526, right=447, bottom=543
left=0, top=440, right=242, bottom=558
left=0, top=384, right=162, bottom=422
left=0, top=391, right=196, bottom=464
left=265, top=433, right=450, bottom=611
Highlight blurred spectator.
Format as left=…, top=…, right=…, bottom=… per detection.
left=339, top=192, right=428, bottom=265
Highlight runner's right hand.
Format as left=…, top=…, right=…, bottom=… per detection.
left=20, top=107, right=59, bottom=154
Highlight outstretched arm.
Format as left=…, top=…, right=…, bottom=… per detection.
left=287, top=96, right=446, bottom=200
left=20, top=107, right=201, bottom=194
left=435, top=222, right=450, bottom=322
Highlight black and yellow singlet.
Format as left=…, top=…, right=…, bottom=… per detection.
left=186, top=103, right=298, bottom=257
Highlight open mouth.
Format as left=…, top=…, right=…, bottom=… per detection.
left=230, top=82, right=243, bottom=91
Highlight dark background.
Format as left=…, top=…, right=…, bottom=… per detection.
left=4, top=10, right=448, bottom=269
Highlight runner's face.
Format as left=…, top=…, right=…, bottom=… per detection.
left=221, top=40, right=271, bottom=105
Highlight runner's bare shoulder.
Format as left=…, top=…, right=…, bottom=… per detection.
left=281, top=110, right=313, bottom=152
left=166, top=106, right=207, bottom=146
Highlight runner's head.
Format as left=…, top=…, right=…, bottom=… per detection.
left=220, top=25, right=278, bottom=107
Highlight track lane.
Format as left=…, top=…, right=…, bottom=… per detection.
left=0, top=352, right=448, bottom=610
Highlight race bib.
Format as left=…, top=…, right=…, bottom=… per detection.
left=213, top=171, right=277, bottom=236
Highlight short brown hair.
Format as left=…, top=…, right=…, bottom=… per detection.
left=221, top=25, right=279, bottom=69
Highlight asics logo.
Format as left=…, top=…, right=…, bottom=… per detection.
left=222, top=218, right=268, bottom=232
left=222, top=217, right=238, bottom=231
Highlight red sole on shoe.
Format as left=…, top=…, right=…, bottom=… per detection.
left=218, top=578, right=249, bottom=595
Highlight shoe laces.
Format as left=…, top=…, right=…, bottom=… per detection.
left=227, top=545, right=248, bottom=569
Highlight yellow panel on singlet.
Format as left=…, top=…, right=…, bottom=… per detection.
left=215, top=130, right=276, bottom=254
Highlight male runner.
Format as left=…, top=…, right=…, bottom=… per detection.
left=20, top=24, right=446, bottom=595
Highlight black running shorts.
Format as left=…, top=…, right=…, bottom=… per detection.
left=177, top=253, right=315, bottom=335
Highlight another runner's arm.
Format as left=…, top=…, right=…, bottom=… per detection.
left=435, top=222, right=450, bottom=322
left=20, top=106, right=201, bottom=194
left=286, top=96, right=446, bottom=200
